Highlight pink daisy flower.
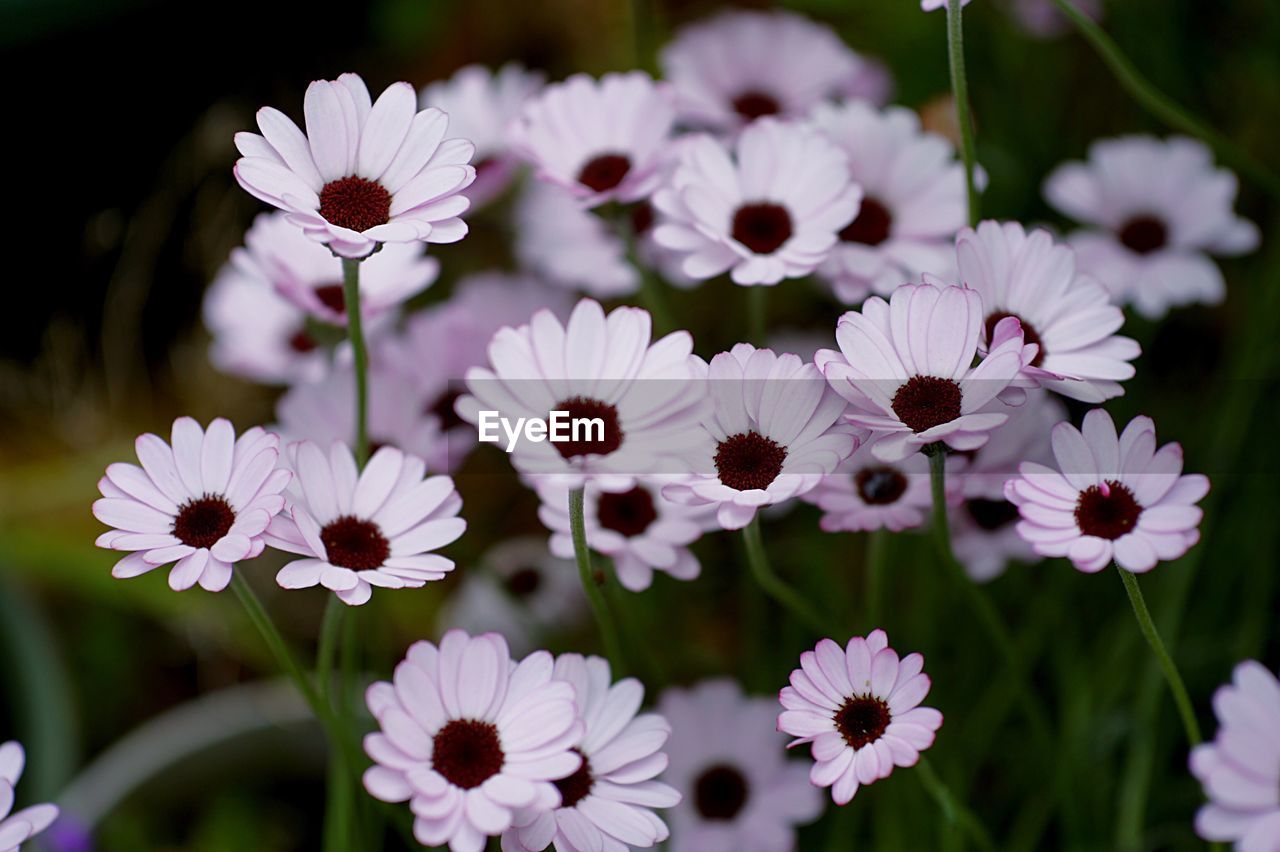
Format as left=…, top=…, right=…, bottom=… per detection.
left=1004, top=408, right=1209, bottom=573
left=652, top=119, right=861, bottom=286
left=816, top=278, right=1029, bottom=462
left=1008, top=0, right=1101, bottom=38
left=421, top=63, right=545, bottom=208
left=535, top=477, right=716, bottom=591
left=93, top=418, right=289, bottom=592
left=234, top=72, right=476, bottom=259
left=1044, top=135, right=1259, bottom=318
left=0, top=741, right=58, bottom=851
left=662, top=344, right=859, bottom=530
left=778, top=630, right=943, bottom=804
left=659, top=9, right=888, bottom=133
left=362, top=630, right=584, bottom=852
left=811, top=101, right=967, bottom=304
left=265, top=441, right=465, bottom=605
left=950, top=501, right=1041, bottom=582
left=514, top=181, right=639, bottom=298
left=1191, top=660, right=1280, bottom=850
left=659, top=679, right=823, bottom=852
left=504, top=654, right=680, bottom=852
left=509, top=71, right=676, bottom=208
left=801, top=440, right=937, bottom=533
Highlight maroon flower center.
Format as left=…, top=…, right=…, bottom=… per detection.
left=320, top=515, right=390, bottom=570
left=630, top=200, right=655, bottom=236
left=1074, top=480, right=1142, bottom=540
left=984, top=311, right=1045, bottom=367
left=289, top=328, right=319, bottom=353
left=551, top=397, right=624, bottom=459
left=694, top=763, right=750, bottom=821
left=577, top=154, right=632, bottom=193
left=554, top=748, right=594, bottom=808
left=839, top=196, right=893, bottom=246
left=731, top=203, right=793, bottom=254
left=731, top=90, right=780, bottom=121
left=1117, top=214, right=1168, bottom=255
left=834, top=695, right=891, bottom=749
left=715, top=431, right=787, bottom=491
left=855, top=466, right=908, bottom=505
left=427, top=389, right=464, bottom=432
left=318, top=176, right=392, bottom=233
left=596, top=486, right=659, bottom=537
left=172, top=495, right=236, bottom=549
left=891, top=376, right=964, bottom=434
left=966, top=498, right=1021, bottom=532
left=473, top=156, right=497, bottom=177
left=504, top=567, right=542, bottom=598
left=431, top=719, right=504, bottom=790
left=313, top=283, right=347, bottom=315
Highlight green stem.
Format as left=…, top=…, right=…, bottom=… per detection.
left=742, top=516, right=834, bottom=636
left=865, top=528, right=889, bottom=630
left=316, top=596, right=343, bottom=691
left=1115, top=565, right=1202, bottom=746
left=341, top=257, right=370, bottom=467
left=612, top=208, right=676, bottom=335
left=747, top=285, right=767, bottom=346
left=946, top=0, right=981, bottom=225
left=568, top=488, right=628, bottom=673
left=917, top=758, right=999, bottom=852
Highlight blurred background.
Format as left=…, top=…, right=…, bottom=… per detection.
left=1, top=0, right=1278, bottom=849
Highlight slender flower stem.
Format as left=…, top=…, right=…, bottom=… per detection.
left=612, top=208, right=676, bottom=335
left=340, top=257, right=370, bottom=467
left=747, top=285, right=767, bottom=346
left=316, top=596, right=343, bottom=691
left=1115, top=564, right=1203, bottom=746
left=742, top=516, right=834, bottom=636
left=568, top=488, right=628, bottom=672
left=916, top=758, right=999, bottom=852
left=946, top=0, right=981, bottom=226
left=865, top=528, right=889, bottom=629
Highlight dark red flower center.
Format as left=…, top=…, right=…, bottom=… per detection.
left=313, top=283, right=347, bottom=315
left=1117, top=214, right=1168, bottom=255
left=855, top=466, right=908, bottom=505
left=473, top=156, right=497, bottom=177
left=1074, top=480, right=1142, bottom=540
left=504, top=567, right=542, bottom=598
left=834, top=695, right=891, bottom=749
left=553, top=748, right=594, bottom=808
left=319, top=515, right=390, bottom=570
left=839, top=196, right=893, bottom=246
left=551, top=397, right=624, bottom=459
left=966, top=498, right=1021, bottom=531
left=984, top=311, right=1045, bottom=367
left=577, top=154, right=632, bottom=193
left=731, top=90, right=780, bottom=121
left=891, top=376, right=963, bottom=434
left=732, top=203, right=793, bottom=254
left=694, top=763, right=750, bottom=821
left=596, top=486, right=658, bottom=537
left=172, top=495, right=236, bottom=549
left=289, top=329, right=319, bottom=353
left=427, top=389, right=464, bottom=432
left=431, top=719, right=504, bottom=790
left=630, top=200, right=655, bottom=236
left=318, top=176, right=392, bottom=233
left=715, top=431, right=787, bottom=491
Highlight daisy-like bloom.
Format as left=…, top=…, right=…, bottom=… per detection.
left=93, top=418, right=289, bottom=592
left=535, top=477, right=716, bottom=591
left=363, top=630, right=584, bottom=852
left=659, top=9, right=887, bottom=133
left=0, top=741, right=58, bottom=850
left=816, top=278, right=1029, bottom=463
left=234, top=72, right=476, bottom=259
left=810, top=101, right=967, bottom=304
left=509, top=71, right=675, bottom=208
left=778, top=630, right=942, bottom=804
left=801, top=440, right=937, bottom=533
left=1190, top=660, right=1280, bottom=850
left=652, top=119, right=861, bottom=286
left=1004, top=408, right=1209, bottom=573
left=265, top=441, right=465, bottom=605
left=659, top=680, right=823, bottom=852
left=458, top=298, right=709, bottom=485
left=514, top=182, right=638, bottom=298
left=421, top=63, right=544, bottom=208
left=504, top=654, right=680, bottom=852
left=1044, top=135, right=1259, bottom=318
left=662, top=344, right=859, bottom=530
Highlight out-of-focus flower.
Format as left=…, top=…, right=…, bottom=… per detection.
left=94, top=418, right=289, bottom=592
left=265, top=442, right=464, bottom=605
left=234, top=73, right=475, bottom=258
left=921, top=0, right=973, bottom=10
left=1005, top=409, right=1208, bottom=573
left=778, top=630, right=943, bottom=804
left=802, top=440, right=936, bottom=533
left=514, top=181, right=638, bottom=297
left=1044, top=135, right=1259, bottom=318
left=0, top=741, right=59, bottom=850
left=1007, top=0, right=1101, bottom=38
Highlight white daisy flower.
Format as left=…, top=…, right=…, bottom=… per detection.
left=514, top=181, right=639, bottom=298
left=0, top=741, right=58, bottom=850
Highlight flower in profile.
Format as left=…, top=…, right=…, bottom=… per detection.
left=810, top=101, right=967, bottom=304
left=660, top=9, right=888, bottom=133
left=535, top=477, right=716, bottom=591
left=0, top=741, right=59, bottom=850
left=458, top=298, right=709, bottom=486
left=509, top=71, right=675, bottom=207
left=663, top=344, right=859, bottom=530
left=514, top=181, right=638, bottom=298
left=802, top=440, right=937, bottom=533
left=363, top=630, right=583, bottom=852
left=1190, top=660, right=1280, bottom=849
left=1008, top=0, right=1101, bottom=37
left=652, top=119, right=861, bottom=286
left=1044, top=135, right=1259, bottom=318
left=1005, top=408, right=1208, bottom=573
left=504, top=654, right=680, bottom=852
left=956, top=220, right=1140, bottom=402
left=921, top=0, right=972, bottom=9
left=265, top=441, right=464, bottom=605
left=234, top=72, right=476, bottom=258
left=94, top=418, right=289, bottom=591
left=778, top=630, right=943, bottom=804
left=420, top=63, right=544, bottom=208
left=659, top=679, right=823, bottom=852
left=816, top=279, right=1028, bottom=462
